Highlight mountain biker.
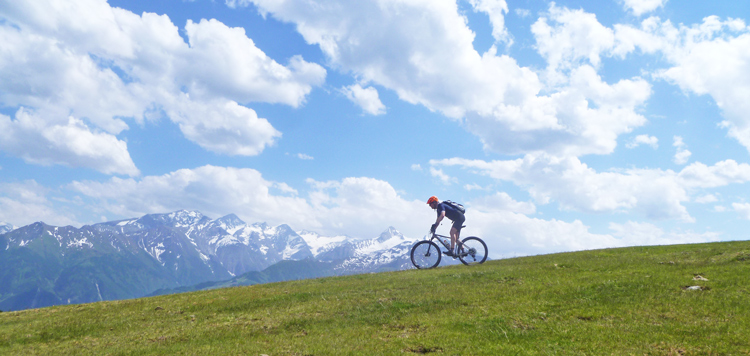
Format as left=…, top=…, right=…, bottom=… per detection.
left=427, top=196, right=465, bottom=257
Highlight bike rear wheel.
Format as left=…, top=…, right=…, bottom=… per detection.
left=410, top=240, right=442, bottom=269
left=458, top=236, right=488, bottom=266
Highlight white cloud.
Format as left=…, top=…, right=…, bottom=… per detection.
left=181, top=19, right=326, bottom=106
left=694, top=194, right=718, bottom=204
left=468, top=0, right=511, bottom=44
left=466, top=208, right=620, bottom=257
left=0, top=0, right=324, bottom=172
left=69, top=166, right=433, bottom=238
left=230, top=0, right=650, bottom=157
left=658, top=19, right=750, bottom=153
left=165, top=97, right=281, bottom=156
left=470, top=192, right=536, bottom=215
left=0, top=110, right=139, bottom=176
left=531, top=4, right=616, bottom=81
left=297, top=153, right=314, bottom=160
left=411, top=164, right=423, bottom=171
left=464, top=183, right=490, bottom=191
left=672, top=136, right=691, bottom=165
left=610, top=16, right=750, bottom=154
left=609, top=221, right=719, bottom=247
left=621, top=0, right=668, bottom=16
left=515, top=9, right=531, bottom=19
left=732, top=202, right=750, bottom=220
left=433, top=155, right=688, bottom=221
left=626, top=134, right=658, bottom=149
left=429, top=167, right=458, bottom=185
left=432, top=155, right=750, bottom=222
left=677, top=160, right=750, bottom=188
left=0, top=180, right=80, bottom=227
left=306, top=177, right=433, bottom=238
left=70, top=165, right=318, bottom=230
left=341, top=84, right=386, bottom=115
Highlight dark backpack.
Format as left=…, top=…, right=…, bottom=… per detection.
left=443, top=200, right=466, bottom=214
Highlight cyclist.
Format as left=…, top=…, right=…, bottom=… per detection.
left=426, top=196, right=465, bottom=257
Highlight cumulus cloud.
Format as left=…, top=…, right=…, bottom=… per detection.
left=626, top=134, right=658, bottom=149
left=181, top=19, right=326, bottom=105
left=306, top=177, right=433, bottom=238
left=469, top=192, right=536, bottom=215
left=0, top=180, right=80, bottom=227
left=694, top=194, right=718, bottom=204
left=609, top=16, right=750, bottom=154
left=432, top=155, right=750, bottom=222
left=621, top=0, right=668, bottom=16
left=0, top=110, right=139, bottom=176
left=658, top=19, right=750, bottom=153
left=467, top=214, right=719, bottom=258
left=69, top=165, right=317, bottom=229
left=532, top=4, right=616, bottom=82
left=608, top=221, right=719, bottom=246
left=430, top=167, right=458, bottom=185
left=69, top=166, right=433, bottom=238
left=341, top=84, right=386, bottom=115
left=164, top=96, right=281, bottom=156
left=732, top=202, right=750, bottom=220
left=466, top=208, right=619, bottom=257
left=677, top=160, right=750, bottom=188
left=673, top=136, right=691, bottom=165
left=0, top=0, right=324, bottom=173
left=468, top=0, right=511, bottom=44
left=228, top=0, right=650, bottom=157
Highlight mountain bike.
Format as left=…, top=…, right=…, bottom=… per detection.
left=410, top=228, right=488, bottom=269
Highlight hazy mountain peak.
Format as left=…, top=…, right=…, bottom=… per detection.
left=0, top=222, right=17, bottom=234
left=377, top=226, right=404, bottom=243
left=214, top=214, right=246, bottom=234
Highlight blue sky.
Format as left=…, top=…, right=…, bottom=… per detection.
left=2, top=0, right=750, bottom=258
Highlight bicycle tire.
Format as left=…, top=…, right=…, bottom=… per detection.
left=410, top=240, right=442, bottom=269
left=458, top=236, right=488, bottom=266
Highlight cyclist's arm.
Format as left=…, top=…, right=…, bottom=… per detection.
left=435, top=210, right=445, bottom=226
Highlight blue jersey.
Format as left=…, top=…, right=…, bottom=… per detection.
left=437, top=202, right=463, bottom=221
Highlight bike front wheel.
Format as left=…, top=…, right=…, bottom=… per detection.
left=410, top=240, right=442, bottom=269
left=458, top=236, right=488, bottom=266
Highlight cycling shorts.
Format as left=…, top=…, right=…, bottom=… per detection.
left=451, top=213, right=465, bottom=231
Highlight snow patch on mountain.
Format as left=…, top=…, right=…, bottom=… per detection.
left=67, top=237, right=94, bottom=249
left=0, top=222, right=17, bottom=234
left=4, top=210, right=419, bottom=296
left=167, top=210, right=206, bottom=227
left=298, top=231, right=349, bottom=257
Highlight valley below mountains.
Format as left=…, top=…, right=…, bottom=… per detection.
left=0, top=210, right=419, bottom=311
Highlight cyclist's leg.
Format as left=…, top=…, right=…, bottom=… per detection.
left=451, top=214, right=465, bottom=254
left=449, top=227, right=458, bottom=252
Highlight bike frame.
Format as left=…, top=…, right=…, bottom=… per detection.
left=427, top=231, right=465, bottom=252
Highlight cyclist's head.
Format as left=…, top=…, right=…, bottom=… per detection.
left=427, top=196, right=439, bottom=208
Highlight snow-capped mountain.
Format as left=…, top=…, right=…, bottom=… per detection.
left=335, top=227, right=416, bottom=273
left=0, top=222, right=16, bottom=235
left=0, top=210, right=419, bottom=311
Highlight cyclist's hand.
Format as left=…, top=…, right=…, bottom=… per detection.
left=430, top=224, right=437, bottom=233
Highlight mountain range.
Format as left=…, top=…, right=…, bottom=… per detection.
left=0, top=210, right=420, bottom=312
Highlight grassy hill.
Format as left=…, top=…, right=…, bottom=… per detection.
left=2, top=240, right=749, bottom=355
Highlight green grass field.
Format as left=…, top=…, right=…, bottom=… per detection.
left=2, top=240, right=750, bottom=355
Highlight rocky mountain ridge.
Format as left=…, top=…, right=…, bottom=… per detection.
left=0, top=210, right=417, bottom=311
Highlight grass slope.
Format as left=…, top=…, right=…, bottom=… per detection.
left=2, top=241, right=750, bottom=355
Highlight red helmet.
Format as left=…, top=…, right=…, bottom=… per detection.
left=427, top=196, right=438, bottom=205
